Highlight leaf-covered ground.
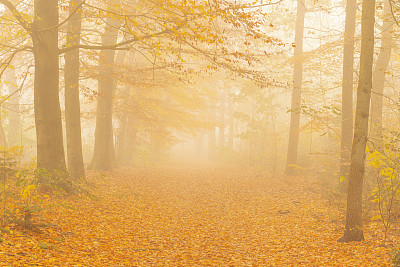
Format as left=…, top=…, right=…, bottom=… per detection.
left=0, top=167, right=395, bottom=266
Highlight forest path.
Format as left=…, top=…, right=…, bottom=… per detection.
left=0, top=167, right=392, bottom=265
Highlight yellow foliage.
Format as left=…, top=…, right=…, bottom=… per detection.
left=21, top=184, right=35, bottom=199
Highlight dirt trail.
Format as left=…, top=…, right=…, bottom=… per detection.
left=0, top=167, right=392, bottom=266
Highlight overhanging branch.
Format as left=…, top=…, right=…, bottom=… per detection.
left=59, top=20, right=186, bottom=55
left=0, top=0, right=32, bottom=34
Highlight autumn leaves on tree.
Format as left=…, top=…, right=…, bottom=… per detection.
left=0, top=0, right=274, bottom=176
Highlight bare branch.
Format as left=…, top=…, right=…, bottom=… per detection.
left=0, top=46, right=33, bottom=79
left=389, top=0, right=400, bottom=27
left=0, top=64, right=34, bottom=105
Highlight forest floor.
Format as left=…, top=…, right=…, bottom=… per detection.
left=0, top=167, right=397, bottom=266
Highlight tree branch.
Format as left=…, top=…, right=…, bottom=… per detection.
left=84, top=2, right=158, bottom=18
left=59, top=20, right=186, bottom=54
left=0, top=64, right=34, bottom=105
left=389, top=0, right=400, bottom=27
left=0, top=0, right=32, bottom=34
left=0, top=46, right=33, bottom=79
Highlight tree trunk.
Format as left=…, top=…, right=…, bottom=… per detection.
left=285, top=0, right=305, bottom=175
left=88, top=18, right=121, bottom=170
left=208, top=101, right=217, bottom=160
left=219, top=89, right=226, bottom=148
left=5, top=68, right=20, bottom=146
left=64, top=0, right=85, bottom=180
left=228, top=88, right=234, bottom=150
left=113, top=50, right=129, bottom=165
left=338, top=0, right=375, bottom=243
left=370, top=0, right=393, bottom=147
left=33, top=0, right=67, bottom=174
left=340, top=0, right=357, bottom=179
left=115, top=89, right=129, bottom=164
left=0, top=105, right=7, bottom=147
left=115, top=86, right=136, bottom=165
left=116, top=107, right=137, bottom=166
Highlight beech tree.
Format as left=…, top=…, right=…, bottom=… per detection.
left=370, top=0, right=394, bottom=146
left=87, top=17, right=121, bottom=170
left=115, top=85, right=137, bottom=165
left=208, top=99, right=217, bottom=160
left=0, top=0, right=67, bottom=176
left=0, top=0, right=294, bottom=175
left=338, top=0, right=376, bottom=243
left=0, top=104, right=6, bottom=147
left=340, top=0, right=357, bottom=179
left=82, top=1, right=276, bottom=168
left=286, top=0, right=306, bottom=175
left=5, top=67, right=20, bottom=146
left=65, top=0, right=85, bottom=180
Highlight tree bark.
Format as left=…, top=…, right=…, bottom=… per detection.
left=285, top=0, right=305, bottom=175
left=219, top=89, right=226, bottom=148
left=338, top=0, right=375, bottom=243
left=113, top=50, right=129, bottom=165
left=5, top=68, right=20, bottom=146
left=227, top=88, right=234, bottom=150
left=115, top=86, right=137, bottom=166
left=370, top=0, right=393, bottom=147
left=33, top=0, right=67, bottom=174
left=340, top=0, right=357, bottom=179
left=0, top=105, right=7, bottom=147
left=65, top=0, right=85, bottom=180
left=115, top=87, right=129, bottom=164
left=88, top=18, right=121, bottom=170
left=208, top=100, right=217, bottom=160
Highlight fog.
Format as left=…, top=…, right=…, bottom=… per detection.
left=0, top=0, right=399, bottom=264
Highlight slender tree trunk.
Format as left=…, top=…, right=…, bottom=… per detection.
left=285, top=0, right=305, bottom=175
left=115, top=118, right=127, bottom=164
left=228, top=88, right=234, bottom=150
left=269, top=91, right=278, bottom=173
left=249, top=96, right=256, bottom=165
left=370, top=0, right=393, bottom=147
left=208, top=100, right=217, bottom=160
left=271, top=112, right=278, bottom=173
left=5, top=68, right=20, bottom=146
left=113, top=50, right=129, bottom=165
left=338, top=0, right=375, bottom=243
left=115, top=99, right=137, bottom=166
left=116, top=109, right=137, bottom=166
left=64, top=0, right=85, bottom=180
left=33, top=0, right=67, bottom=174
left=219, top=89, right=226, bottom=148
left=0, top=105, right=7, bottom=147
left=115, top=89, right=128, bottom=164
left=88, top=18, right=121, bottom=170
left=340, top=0, right=357, bottom=179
